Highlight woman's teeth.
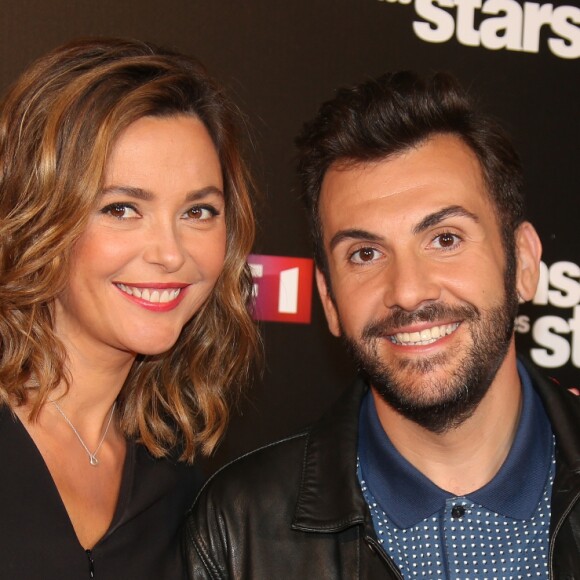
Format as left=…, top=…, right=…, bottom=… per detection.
left=116, top=283, right=181, bottom=304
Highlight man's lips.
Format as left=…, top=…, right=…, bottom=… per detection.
left=114, top=283, right=187, bottom=306
left=388, top=322, right=460, bottom=346
left=362, top=303, right=479, bottom=345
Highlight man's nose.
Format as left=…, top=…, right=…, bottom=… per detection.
left=382, top=253, right=441, bottom=312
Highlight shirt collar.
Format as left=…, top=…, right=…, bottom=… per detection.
left=358, top=360, right=553, bottom=529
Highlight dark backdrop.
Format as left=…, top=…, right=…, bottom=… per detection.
left=1, top=0, right=578, bottom=471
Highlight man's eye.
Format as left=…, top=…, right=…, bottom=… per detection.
left=350, top=247, right=381, bottom=264
left=432, top=232, right=461, bottom=249
left=184, top=205, right=219, bottom=221
left=101, top=203, right=139, bottom=219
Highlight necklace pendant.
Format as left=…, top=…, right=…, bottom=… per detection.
left=51, top=399, right=116, bottom=468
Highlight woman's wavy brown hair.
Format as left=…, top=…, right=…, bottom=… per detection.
left=0, top=37, right=259, bottom=461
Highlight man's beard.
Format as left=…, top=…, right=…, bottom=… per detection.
left=342, top=286, right=519, bottom=434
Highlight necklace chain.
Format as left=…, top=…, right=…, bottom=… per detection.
left=51, top=400, right=116, bottom=466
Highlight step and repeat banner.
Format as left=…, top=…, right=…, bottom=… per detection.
left=1, top=0, right=577, bottom=467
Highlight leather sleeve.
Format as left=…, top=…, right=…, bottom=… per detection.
left=182, top=488, right=229, bottom=580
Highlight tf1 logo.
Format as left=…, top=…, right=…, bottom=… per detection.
left=249, top=254, right=314, bottom=324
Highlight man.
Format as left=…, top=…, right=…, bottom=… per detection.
left=184, top=72, right=580, bottom=578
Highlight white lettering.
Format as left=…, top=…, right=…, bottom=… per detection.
left=480, top=0, right=523, bottom=51
left=547, top=261, right=580, bottom=308
left=531, top=315, right=571, bottom=368
left=549, top=5, right=580, bottom=59
left=413, top=0, right=456, bottom=43
left=278, top=267, right=300, bottom=314
left=532, top=261, right=580, bottom=308
left=515, top=314, right=531, bottom=333
left=523, top=1, right=553, bottom=53
left=529, top=307, right=580, bottom=368
left=249, top=263, right=264, bottom=298
left=569, top=305, right=580, bottom=366
left=404, top=0, right=580, bottom=59
left=456, top=0, right=482, bottom=46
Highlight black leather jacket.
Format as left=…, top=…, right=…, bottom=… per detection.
left=184, top=360, right=580, bottom=579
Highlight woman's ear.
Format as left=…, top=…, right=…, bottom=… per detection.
left=515, top=221, right=542, bottom=302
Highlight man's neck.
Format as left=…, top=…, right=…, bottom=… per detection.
left=371, top=355, right=523, bottom=496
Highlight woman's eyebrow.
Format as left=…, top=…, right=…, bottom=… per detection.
left=100, top=185, right=224, bottom=201
left=184, top=186, right=224, bottom=202
left=101, top=185, right=153, bottom=200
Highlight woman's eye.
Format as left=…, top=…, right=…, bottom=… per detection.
left=350, top=247, right=381, bottom=264
left=432, top=232, right=461, bottom=249
left=101, top=203, right=139, bottom=219
left=184, top=205, right=219, bottom=221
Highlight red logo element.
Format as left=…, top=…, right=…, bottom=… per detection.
left=249, top=254, right=314, bottom=324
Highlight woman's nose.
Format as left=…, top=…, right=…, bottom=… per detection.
left=142, top=222, right=187, bottom=272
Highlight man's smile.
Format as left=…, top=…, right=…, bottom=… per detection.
left=389, top=322, right=461, bottom=346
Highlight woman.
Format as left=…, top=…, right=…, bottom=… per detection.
left=0, top=38, right=258, bottom=578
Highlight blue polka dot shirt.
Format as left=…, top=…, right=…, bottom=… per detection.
left=358, top=363, right=555, bottom=579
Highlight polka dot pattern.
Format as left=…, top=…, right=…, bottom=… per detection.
left=359, top=453, right=555, bottom=578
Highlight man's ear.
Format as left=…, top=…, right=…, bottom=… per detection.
left=315, top=267, right=341, bottom=337
left=515, top=221, right=542, bottom=302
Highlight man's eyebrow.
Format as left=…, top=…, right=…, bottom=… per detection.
left=329, top=229, right=383, bottom=252
left=413, top=205, right=479, bottom=235
left=100, top=185, right=224, bottom=201
left=328, top=206, right=478, bottom=251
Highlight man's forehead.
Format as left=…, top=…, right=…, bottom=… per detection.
left=321, top=136, right=485, bottom=203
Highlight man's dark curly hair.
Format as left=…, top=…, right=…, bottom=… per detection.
left=296, top=71, right=525, bottom=281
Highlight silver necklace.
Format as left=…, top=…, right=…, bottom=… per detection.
left=51, top=400, right=116, bottom=466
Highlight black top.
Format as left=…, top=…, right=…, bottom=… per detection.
left=0, top=405, right=204, bottom=579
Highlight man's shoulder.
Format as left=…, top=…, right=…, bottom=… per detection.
left=197, top=430, right=310, bottom=503
left=187, top=378, right=365, bottom=536
left=523, top=358, right=580, bottom=466
left=524, top=357, right=580, bottom=417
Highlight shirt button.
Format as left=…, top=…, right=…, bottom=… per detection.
left=451, top=505, right=465, bottom=519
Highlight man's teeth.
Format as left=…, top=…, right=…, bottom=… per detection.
left=116, top=283, right=181, bottom=303
left=390, top=323, right=460, bottom=346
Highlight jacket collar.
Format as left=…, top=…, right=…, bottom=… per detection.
left=520, top=356, right=580, bottom=472
left=291, top=357, right=580, bottom=533
left=520, top=357, right=580, bottom=534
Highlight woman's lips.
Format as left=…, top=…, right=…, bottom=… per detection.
left=114, top=282, right=188, bottom=311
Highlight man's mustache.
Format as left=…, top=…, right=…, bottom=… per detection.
left=362, top=302, right=480, bottom=340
